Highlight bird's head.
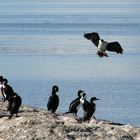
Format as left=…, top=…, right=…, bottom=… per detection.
left=101, top=39, right=104, bottom=42
left=52, top=85, right=59, bottom=93
left=3, top=78, right=8, bottom=85
left=77, top=90, right=85, bottom=98
left=90, top=97, right=100, bottom=103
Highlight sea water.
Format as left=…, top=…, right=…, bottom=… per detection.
left=0, top=0, right=140, bottom=126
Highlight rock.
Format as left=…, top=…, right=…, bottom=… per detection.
left=0, top=102, right=140, bottom=140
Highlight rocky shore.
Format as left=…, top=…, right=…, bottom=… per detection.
left=0, top=102, right=140, bottom=140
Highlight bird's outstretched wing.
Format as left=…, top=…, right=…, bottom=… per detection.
left=84, top=32, right=100, bottom=47
left=106, top=42, right=123, bottom=54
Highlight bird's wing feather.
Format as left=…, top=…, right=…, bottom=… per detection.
left=91, top=32, right=100, bottom=47
left=69, top=98, right=79, bottom=107
left=47, top=96, right=53, bottom=109
left=84, top=32, right=100, bottom=47
left=106, top=41, right=123, bottom=53
left=55, top=95, right=59, bottom=107
left=69, top=99, right=80, bottom=110
left=82, top=100, right=91, bottom=111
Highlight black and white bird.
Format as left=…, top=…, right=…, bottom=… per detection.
left=84, top=32, right=123, bottom=57
left=81, top=97, right=100, bottom=122
left=65, top=90, right=86, bottom=116
left=47, top=85, right=59, bottom=113
left=0, top=77, right=22, bottom=119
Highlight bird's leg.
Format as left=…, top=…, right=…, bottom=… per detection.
left=103, top=52, right=108, bottom=57
left=73, top=113, right=77, bottom=117
left=16, top=114, right=20, bottom=117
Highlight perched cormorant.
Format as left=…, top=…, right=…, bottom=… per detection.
left=47, top=85, right=59, bottom=113
left=81, top=97, right=100, bottom=121
left=84, top=32, right=123, bottom=57
left=8, top=93, right=22, bottom=119
left=65, top=90, right=86, bottom=116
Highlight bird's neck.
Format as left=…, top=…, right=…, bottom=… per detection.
left=52, top=92, right=56, bottom=95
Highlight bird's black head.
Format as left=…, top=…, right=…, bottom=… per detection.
left=52, top=85, right=59, bottom=93
left=3, top=78, right=8, bottom=85
left=77, top=90, right=84, bottom=97
left=100, top=39, right=104, bottom=42
left=90, top=97, right=100, bottom=103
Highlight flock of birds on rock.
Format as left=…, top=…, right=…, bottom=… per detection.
left=0, top=76, right=99, bottom=122
left=47, top=85, right=100, bottom=122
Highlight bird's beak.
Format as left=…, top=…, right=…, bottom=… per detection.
left=96, top=98, right=100, bottom=100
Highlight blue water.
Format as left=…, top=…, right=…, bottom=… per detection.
left=0, top=0, right=140, bottom=126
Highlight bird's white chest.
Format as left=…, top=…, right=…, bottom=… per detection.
left=78, top=98, right=85, bottom=109
left=80, top=98, right=84, bottom=104
left=98, top=40, right=108, bottom=52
